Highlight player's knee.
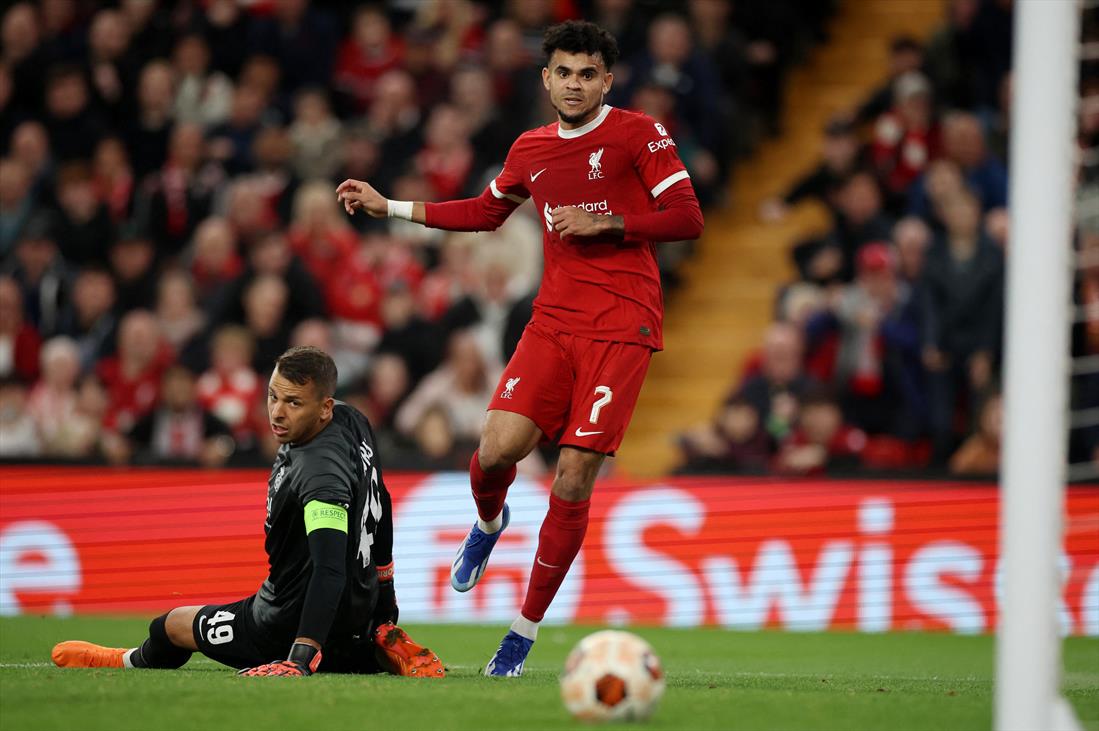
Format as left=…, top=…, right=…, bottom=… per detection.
left=477, top=437, right=522, bottom=472
left=164, top=608, right=197, bottom=650
left=551, top=474, right=592, bottom=502
left=552, top=451, right=601, bottom=501
left=551, top=468, right=595, bottom=502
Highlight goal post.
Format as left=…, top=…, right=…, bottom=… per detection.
left=995, top=2, right=1082, bottom=731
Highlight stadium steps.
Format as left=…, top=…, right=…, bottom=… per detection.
left=614, top=0, right=945, bottom=477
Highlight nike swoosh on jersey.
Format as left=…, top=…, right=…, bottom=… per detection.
left=536, top=556, right=560, bottom=568
left=530, top=168, right=548, bottom=182
left=574, top=427, right=604, bottom=437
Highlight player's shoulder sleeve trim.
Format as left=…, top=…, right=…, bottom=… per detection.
left=651, top=170, right=692, bottom=198
left=303, top=500, right=348, bottom=534
left=490, top=179, right=527, bottom=204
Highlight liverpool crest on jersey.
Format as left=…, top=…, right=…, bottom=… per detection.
left=588, top=148, right=604, bottom=180
left=501, top=377, right=520, bottom=399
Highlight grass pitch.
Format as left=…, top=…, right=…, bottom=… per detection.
left=0, top=616, right=1096, bottom=730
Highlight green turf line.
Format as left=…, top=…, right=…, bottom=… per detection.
left=2, top=617, right=1096, bottom=731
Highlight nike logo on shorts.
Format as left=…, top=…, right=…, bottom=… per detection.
left=530, top=168, right=548, bottom=182
left=536, top=556, right=560, bottom=568
left=574, top=427, right=604, bottom=437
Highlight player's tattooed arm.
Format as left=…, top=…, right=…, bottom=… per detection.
left=550, top=206, right=625, bottom=238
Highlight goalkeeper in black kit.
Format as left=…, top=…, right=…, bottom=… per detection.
left=52, top=346, right=445, bottom=679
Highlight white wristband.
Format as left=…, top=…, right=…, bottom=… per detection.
left=387, top=200, right=414, bottom=220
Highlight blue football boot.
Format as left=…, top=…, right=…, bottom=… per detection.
left=484, top=630, right=534, bottom=677
left=450, top=503, right=510, bottom=592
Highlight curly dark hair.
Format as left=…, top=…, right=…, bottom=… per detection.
left=542, top=20, right=619, bottom=69
left=275, top=346, right=338, bottom=399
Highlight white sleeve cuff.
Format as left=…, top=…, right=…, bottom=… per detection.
left=489, top=179, right=527, bottom=204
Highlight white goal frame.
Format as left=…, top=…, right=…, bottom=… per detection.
left=995, top=2, right=1082, bottom=730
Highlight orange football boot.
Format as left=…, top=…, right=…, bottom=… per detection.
left=372, top=623, right=445, bottom=678
left=51, top=640, right=128, bottom=669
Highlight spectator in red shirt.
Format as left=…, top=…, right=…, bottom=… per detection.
left=188, top=216, right=242, bottom=306
left=92, top=137, right=135, bottom=225
left=416, top=104, right=475, bottom=200
left=250, top=125, right=300, bottom=227
left=0, top=274, right=41, bottom=383
left=143, top=121, right=224, bottom=258
left=805, top=242, right=926, bottom=437
left=853, top=36, right=925, bottom=125
left=333, top=5, right=404, bottom=114
left=287, top=180, right=358, bottom=290
left=871, top=71, right=938, bottom=203
left=775, top=389, right=866, bottom=475
left=197, top=324, right=261, bottom=447
left=108, top=365, right=234, bottom=467
left=96, top=309, right=171, bottom=433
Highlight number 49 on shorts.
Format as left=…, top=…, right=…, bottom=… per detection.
left=206, top=610, right=235, bottom=645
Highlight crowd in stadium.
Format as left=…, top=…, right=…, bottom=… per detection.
left=1, top=0, right=1092, bottom=477
left=0, top=0, right=836, bottom=469
left=679, top=0, right=1099, bottom=477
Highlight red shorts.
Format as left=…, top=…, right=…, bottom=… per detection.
left=488, top=321, right=652, bottom=455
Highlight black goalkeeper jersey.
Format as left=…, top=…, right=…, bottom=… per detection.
left=252, top=402, right=392, bottom=639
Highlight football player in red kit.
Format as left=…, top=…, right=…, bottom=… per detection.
left=336, top=20, right=704, bottom=676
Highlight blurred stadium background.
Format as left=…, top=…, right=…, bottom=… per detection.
left=0, top=0, right=1096, bottom=700
left=7, top=0, right=1082, bottom=480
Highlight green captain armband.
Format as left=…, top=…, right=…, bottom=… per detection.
left=303, top=500, right=349, bottom=534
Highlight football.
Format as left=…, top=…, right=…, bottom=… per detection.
left=559, top=630, right=665, bottom=722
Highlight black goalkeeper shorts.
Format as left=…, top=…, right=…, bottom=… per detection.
left=193, top=595, right=384, bottom=673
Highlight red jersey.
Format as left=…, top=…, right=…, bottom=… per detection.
left=482, top=106, right=695, bottom=350
left=97, top=350, right=172, bottom=433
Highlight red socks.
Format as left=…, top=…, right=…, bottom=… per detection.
left=470, top=451, right=590, bottom=624
left=520, top=493, right=590, bottom=623
left=470, top=450, right=516, bottom=522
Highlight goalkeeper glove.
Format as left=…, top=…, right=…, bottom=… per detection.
left=238, top=642, right=322, bottom=677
